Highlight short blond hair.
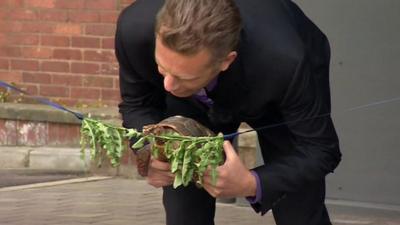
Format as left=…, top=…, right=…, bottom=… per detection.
left=155, top=0, right=242, bottom=61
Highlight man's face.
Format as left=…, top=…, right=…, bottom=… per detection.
left=154, top=36, right=220, bottom=97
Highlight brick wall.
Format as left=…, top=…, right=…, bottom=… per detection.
left=0, top=0, right=135, bottom=106
left=0, top=118, right=80, bottom=146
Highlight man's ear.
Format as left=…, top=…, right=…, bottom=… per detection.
left=220, top=51, right=237, bottom=71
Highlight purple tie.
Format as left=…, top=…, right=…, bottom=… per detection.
left=193, top=78, right=218, bottom=107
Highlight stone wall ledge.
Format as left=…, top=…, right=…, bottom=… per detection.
left=0, top=103, right=121, bottom=125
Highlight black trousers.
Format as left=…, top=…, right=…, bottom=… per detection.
left=272, top=179, right=332, bottom=225
left=163, top=95, right=332, bottom=225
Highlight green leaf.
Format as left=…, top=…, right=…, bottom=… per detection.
left=173, top=171, right=182, bottom=188
left=125, top=128, right=140, bottom=139
left=171, top=157, right=179, bottom=173
left=132, top=137, right=146, bottom=149
left=181, top=147, right=192, bottom=183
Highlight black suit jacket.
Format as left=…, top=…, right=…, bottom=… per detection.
left=116, top=0, right=341, bottom=214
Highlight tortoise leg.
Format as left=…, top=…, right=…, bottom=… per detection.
left=135, top=145, right=151, bottom=177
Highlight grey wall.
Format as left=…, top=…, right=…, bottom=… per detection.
left=293, top=0, right=400, bottom=205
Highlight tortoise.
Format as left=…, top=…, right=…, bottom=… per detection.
left=143, top=116, right=215, bottom=161
left=134, top=115, right=216, bottom=179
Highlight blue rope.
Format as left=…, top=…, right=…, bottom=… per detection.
left=2, top=80, right=399, bottom=140
left=223, top=97, right=400, bottom=140
left=0, top=80, right=84, bottom=120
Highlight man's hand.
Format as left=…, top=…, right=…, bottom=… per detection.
left=203, top=141, right=257, bottom=198
left=147, top=158, right=175, bottom=188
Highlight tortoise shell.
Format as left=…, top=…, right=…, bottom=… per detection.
left=142, top=115, right=214, bottom=161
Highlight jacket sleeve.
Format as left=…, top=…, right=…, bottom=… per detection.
left=250, top=54, right=341, bottom=214
left=115, top=13, right=165, bottom=131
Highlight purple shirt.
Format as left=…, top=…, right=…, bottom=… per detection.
left=246, top=171, right=262, bottom=204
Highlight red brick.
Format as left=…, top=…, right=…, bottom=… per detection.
left=0, top=120, right=8, bottom=145
left=0, top=0, right=24, bottom=8
left=85, top=24, right=115, bottom=36
left=58, top=125, right=76, bottom=145
left=56, top=98, right=78, bottom=107
left=113, top=77, right=119, bottom=88
left=48, top=123, right=80, bottom=146
left=101, top=38, right=114, bottom=49
left=21, top=22, right=54, bottom=33
left=85, top=0, right=116, bottom=10
left=99, top=12, right=119, bottom=23
left=71, top=62, right=99, bottom=74
left=48, top=123, right=65, bottom=145
left=52, top=74, right=82, bottom=86
left=17, top=121, right=47, bottom=146
left=0, top=71, right=22, bottom=83
left=0, top=59, right=9, bottom=70
left=9, top=9, right=37, bottom=20
left=53, top=49, right=82, bottom=60
left=100, top=63, right=118, bottom=75
left=22, top=72, right=52, bottom=84
left=7, top=34, right=39, bottom=46
left=39, top=85, right=69, bottom=97
left=54, top=23, right=82, bottom=35
left=0, top=21, right=22, bottom=33
left=41, top=35, right=70, bottom=47
left=39, top=10, right=68, bottom=22
left=0, top=33, right=6, bottom=47
left=83, top=76, right=114, bottom=88
left=0, top=46, right=22, bottom=57
left=55, top=0, right=84, bottom=9
left=101, top=89, right=121, bottom=101
left=11, top=60, right=39, bottom=71
left=21, top=47, right=53, bottom=59
left=70, top=87, right=100, bottom=99
left=19, top=83, right=39, bottom=95
left=25, top=0, right=55, bottom=9
left=0, top=120, right=17, bottom=145
left=41, top=61, right=69, bottom=73
left=65, top=124, right=80, bottom=145
left=84, top=50, right=115, bottom=62
left=68, top=11, right=99, bottom=23
left=47, top=122, right=59, bottom=145
left=71, top=37, right=100, bottom=48
left=0, top=10, right=7, bottom=20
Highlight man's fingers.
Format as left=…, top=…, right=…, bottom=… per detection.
left=202, top=183, right=215, bottom=197
left=223, top=140, right=237, bottom=161
left=147, top=176, right=174, bottom=188
left=150, top=158, right=171, bottom=171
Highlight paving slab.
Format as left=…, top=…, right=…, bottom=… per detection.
left=0, top=178, right=399, bottom=225
left=29, top=147, right=90, bottom=171
left=0, top=147, right=30, bottom=168
left=0, top=169, right=87, bottom=188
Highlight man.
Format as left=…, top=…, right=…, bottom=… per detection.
left=116, top=0, right=341, bottom=225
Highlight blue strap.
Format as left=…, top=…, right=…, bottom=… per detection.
left=2, top=80, right=399, bottom=139
left=223, top=96, right=400, bottom=140
left=0, top=80, right=84, bottom=120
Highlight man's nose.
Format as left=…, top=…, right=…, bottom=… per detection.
left=164, top=75, right=178, bottom=92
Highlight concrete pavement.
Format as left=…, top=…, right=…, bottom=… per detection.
left=0, top=169, right=84, bottom=188
left=0, top=178, right=399, bottom=225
